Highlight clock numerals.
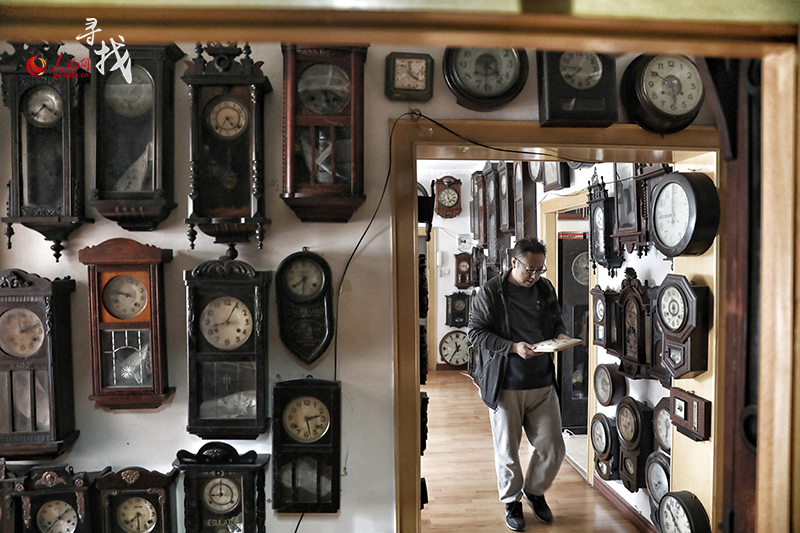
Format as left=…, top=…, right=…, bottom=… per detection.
left=283, top=396, right=331, bottom=443
left=103, top=274, right=149, bottom=320
left=0, top=307, right=44, bottom=358
left=116, top=496, right=158, bottom=533
left=559, top=51, right=603, bottom=90
left=443, top=47, right=528, bottom=111
left=206, top=97, right=248, bottom=140
left=200, top=297, right=253, bottom=351
left=23, top=85, right=64, bottom=128
left=202, top=477, right=241, bottom=514
left=439, top=330, right=469, bottom=366
left=36, top=500, right=78, bottom=533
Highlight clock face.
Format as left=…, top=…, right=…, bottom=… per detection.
left=595, top=298, right=605, bottom=321
left=0, top=307, right=44, bottom=358
left=200, top=296, right=253, bottom=350
left=453, top=299, right=466, bottom=311
left=393, top=57, right=427, bottom=90
left=647, top=460, right=670, bottom=503
left=571, top=252, right=590, bottom=286
left=458, top=260, right=470, bottom=272
left=23, top=85, right=63, bottom=127
left=283, top=258, right=325, bottom=299
left=36, top=500, right=78, bottom=533
left=641, top=55, right=704, bottom=117
left=653, top=182, right=691, bottom=248
left=116, top=496, right=158, bottom=533
left=591, top=419, right=607, bottom=454
left=201, top=477, right=241, bottom=514
left=206, top=96, right=248, bottom=139
left=624, top=456, right=636, bottom=475
left=660, top=285, right=687, bottom=331
left=449, top=48, right=524, bottom=98
left=438, top=187, right=459, bottom=208
left=440, top=331, right=469, bottom=365
left=559, top=51, right=603, bottom=90
left=594, top=366, right=611, bottom=404
left=105, top=65, right=154, bottom=118
left=659, top=494, right=692, bottom=533
left=656, top=407, right=672, bottom=452
left=593, top=206, right=605, bottom=255
left=283, top=395, right=331, bottom=443
left=298, top=63, right=351, bottom=115
left=103, top=274, right=149, bottom=320
left=625, top=300, right=639, bottom=357
left=618, top=405, right=637, bottom=442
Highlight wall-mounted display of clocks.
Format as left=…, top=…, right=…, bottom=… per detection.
left=445, top=292, right=471, bottom=328
left=590, top=285, right=620, bottom=355
left=671, top=387, right=712, bottom=442
left=593, top=363, right=627, bottom=407
left=442, top=47, right=528, bottom=111
left=587, top=177, right=623, bottom=276
left=655, top=274, right=710, bottom=379
left=616, top=396, right=654, bottom=493
left=439, top=330, right=469, bottom=367
left=96, top=467, right=178, bottom=533
left=536, top=51, right=617, bottom=127
left=434, top=176, right=462, bottom=219
left=658, top=491, right=712, bottom=533
left=590, top=413, right=620, bottom=481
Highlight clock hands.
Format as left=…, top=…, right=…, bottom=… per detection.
left=45, top=508, right=74, bottom=533
left=649, top=70, right=682, bottom=101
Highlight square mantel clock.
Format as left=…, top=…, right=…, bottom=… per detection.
left=384, top=52, right=434, bottom=102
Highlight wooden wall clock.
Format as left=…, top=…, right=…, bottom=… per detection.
left=442, top=47, right=528, bottom=111
left=89, top=44, right=184, bottom=231
left=617, top=268, right=652, bottom=380
left=175, top=442, right=269, bottom=533
left=272, top=379, right=341, bottom=513
left=96, top=467, right=178, bottom=533
left=593, top=363, right=626, bottom=407
left=470, top=247, right=484, bottom=288
left=0, top=269, right=78, bottom=459
left=587, top=176, right=623, bottom=276
left=590, top=285, right=620, bottom=355
left=78, top=238, right=175, bottom=409
left=647, top=284, right=672, bottom=387
left=536, top=51, right=617, bottom=127
left=0, top=42, right=92, bottom=261
left=275, top=249, right=335, bottom=365
left=497, top=162, right=515, bottom=234
left=181, top=42, right=272, bottom=250
left=542, top=161, right=570, bottom=192
left=184, top=251, right=271, bottom=439
left=445, top=292, right=470, bottom=327
left=13, top=465, right=110, bottom=533
left=483, top=161, right=508, bottom=266
left=610, top=162, right=647, bottom=255
left=655, top=274, right=710, bottom=379
left=616, top=396, right=654, bottom=492
left=281, top=44, right=368, bottom=223
left=473, top=171, right=487, bottom=248
left=590, top=413, right=620, bottom=481
left=433, top=176, right=462, bottom=219
left=453, top=252, right=472, bottom=289
left=513, top=161, right=538, bottom=239
left=670, top=387, right=711, bottom=441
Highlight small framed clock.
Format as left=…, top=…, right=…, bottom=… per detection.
left=79, top=238, right=174, bottom=409
left=454, top=252, right=472, bottom=289
left=439, top=330, right=469, bottom=368
left=653, top=397, right=672, bottom=453
left=497, top=162, right=515, bottom=234
left=184, top=252, right=271, bottom=439
left=656, top=274, right=710, bottom=379
left=442, top=47, right=528, bottom=111
left=617, top=268, right=652, bottom=380
left=616, top=396, right=654, bottom=492
left=593, top=363, right=627, bottom=407
left=175, top=442, right=269, bottom=533
left=445, top=292, right=471, bottom=327
left=536, top=51, right=617, bottom=127
left=276, top=249, right=335, bottom=365
left=272, top=379, right=341, bottom=513
left=434, top=176, right=462, bottom=219
left=384, top=52, right=433, bottom=102
left=670, top=388, right=711, bottom=442
left=587, top=177, right=623, bottom=276
left=542, top=161, right=570, bottom=192
left=96, top=467, right=178, bottom=533
left=658, top=491, right=712, bottom=533
left=590, top=413, right=620, bottom=481
left=590, top=285, right=620, bottom=355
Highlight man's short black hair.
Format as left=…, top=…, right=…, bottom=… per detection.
left=513, top=237, right=547, bottom=259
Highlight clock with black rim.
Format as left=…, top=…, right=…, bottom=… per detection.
left=184, top=249, right=271, bottom=439
left=647, top=284, right=671, bottom=387
left=175, top=442, right=269, bottom=533
left=0, top=42, right=92, bottom=261
left=621, top=54, right=705, bottom=134
left=445, top=292, right=470, bottom=328
left=182, top=43, right=272, bottom=250
left=616, top=396, right=654, bottom=492
left=439, top=330, right=469, bottom=367
left=0, top=269, right=78, bottom=459
left=89, top=44, right=184, bottom=231
left=645, top=451, right=670, bottom=514
left=590, top=413, right=620, bottom=481
left=587, top=176, right=623, bottom=277
left=590, top=285, right=621, bottom=355
left=617, top=268, right=652, bottom=380
left=443, top=47, right=528, bottom=111
left=276, top=249, right=335, bottom=365
left=384, top=51, right=433, bottom=102
left=536, top=51, right=617, bottom=127
left=96, top=467, right=178, bottom=533
left=658, top=491, right=712, bottom=533
left=650, top=172, right=720, bottom=258
left=272, top=379, right=341, bottom=513
left=656, top=274, right=710, bottom=379
left=593, top=363, right=626, bottom=407
left=79, top=238, right=175, bottom=409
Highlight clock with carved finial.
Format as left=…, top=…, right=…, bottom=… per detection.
left=96, top=467, right=178, bottom=533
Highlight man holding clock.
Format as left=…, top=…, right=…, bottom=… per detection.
left=469, top=237, right=569, bottom=531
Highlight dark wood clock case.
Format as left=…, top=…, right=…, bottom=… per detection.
left=587, top=176, right=623, bottom=276
left=617, top=268, right=652, bottom=380
left=96, top=467, right=178, bottom=533
left=617, top=396, right=654, bottom=493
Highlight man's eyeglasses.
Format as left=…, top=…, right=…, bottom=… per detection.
left=516, top=261, right=547, bottom=276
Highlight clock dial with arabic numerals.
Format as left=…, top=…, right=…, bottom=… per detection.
left=200, top=296, right=252, bottom=351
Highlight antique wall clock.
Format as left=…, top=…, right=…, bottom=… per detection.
left=497, top=162, right=515, bottom=234
left=513, top=161, right=538, bottom=239
left=0, top=42, right=91, bottom=261
left=472, top=171, right=487, bottom=248
left=587, top=176, right=623, bottom=276
left=0, top=460, right=18, bottom=533
left=13, top=465, right=110, bottom=533
left=96, top=467, right=178, bottom=533
left=445, top=292, right=470, bottom=327
left=655, top=274, right=710, bottom=379
left=647, top=284, right=672, bottom=387
left=590, top=285, right=621, bottom=355
left=442, top=47, right=528, bottom=111
left=542, top=161, right=570, bottom=192
left=610, top=163, right=647, bottom=255
left=593, top=363, right=626, bottom=407
left=645, top=450, right=671, bottom=524
left=79, top=238, right=174, bottom=409
left=89, top=44, right=184, bottom=231
left=433, top=176, right=462, bottom=219
left=590, top=413, right=620, bottom=481
left=384, top=51, right=433, bottom=102
left=621, top=54, right=705, bottom=134
left=181, top=42, right=272, bottom=249
left=483, top=161, right=508, bottom=266
left=281, top=44, right=368, bottom=223
left=184, top=251, right=271, bottom=439
left=670, top=387, right=711, bottom=441
left=617, top=268, right=652, bottom=380
left=0, top=269, right=78, bottom=459
left=653, top=397, right=672, bottom=453
left=536, top=51, right=617, bottom=127
left=616, top=396, right=654, bottom=492
left=275, top=249, right=335, bottom=365
left=650, top=172, right=720, bottom=258
left=454, top=252, right=472, bottom=289
left=175, top=442, right=269, bottom=533
left=272, top=379, right=341, bottom=513
left=658, top=491, right=712, bottom=533
left=439, top=330, right=469, bottom=367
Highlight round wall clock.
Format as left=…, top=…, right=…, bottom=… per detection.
left=0, top=308, right=44, bottom=358
left=282, top=394, right=331, bottom=443
left=439, top=330, right=469, bottom=366
left=645, top=450, right=670, bottom=510
left=658, top=491, right=712, bottom=533
left=621, top=54, right=705, bottom=134
left=590, top=413, right=620, bottom=480
left=200, top=296, right=253, bottom=351
left=443, top=47, right=528, bottom=111
left=23, top=85, right=63, bottom=127
left=653, top=397, right=672, bottom=453
left=105, top=65, right=154, bottom=119
left=593, top=363, right=627, bottom=407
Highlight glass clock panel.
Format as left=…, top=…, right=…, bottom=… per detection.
left=198, top=361, right=257, bottom=419
left=198, top=131, right=251, bottom=216
left=20, top=120, right=64, bottom=212
left=279, top=456, right=333, bottom=504
left=101, top=329, right=153, bottom=388
left=294, top=126, right=352, bottom=186
left=10, top=370, right=50, bottom=432
left=616, top=176, right=636, bottom=230
left=595, top=324, right=605, bottom=342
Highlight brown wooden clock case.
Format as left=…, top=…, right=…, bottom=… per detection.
left=434, top=176, right=462, bottom=219
left=617, top=268, right=652, bottom=380
left=96, top=467, right=178, bottom=533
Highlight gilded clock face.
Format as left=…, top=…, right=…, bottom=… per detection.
left=655, top=407, right=672, bottom=452
left=37, top=500, right=77, bottom=533
left=595, top=298, right=605, bottom=321
left=284, top=259, right=324, bottom=299
left=105, top=65, right=154, bottom=118
left=625, top=300, right=639, bottom=357
left=640, top=55, right=703, bottom=117
left=559, top=51, right=603, bottom=90
left=618, top=404, right=637, bottom=442
left=283, top=395, right=331, bottom=443
left=202, top=477, right=241, bottom=514
left=200, top=296, right=253, bottom=350
left=23, top=85, right=63, bottom=127
left=0, top=307, right=44, bottom=358
left=653, top=182, right=691, bottom=248
left=116, top=496, right=158, bottom=533
left=593, top=206, right=605, bottom=255
left=298, top=63, right=351, bottom=115
left=438, top=187, right=459, bottom=208
left=660, top=285, right=687, bottom=331
left=591, top=418, right=607, bottom=454
left=206, top=96, right=248, bottom=139
left=103, top=274, right=148, bottom=320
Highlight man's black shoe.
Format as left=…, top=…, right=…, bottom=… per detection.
left=505, top=501, right=526, bottom=531
left=523, top=492, right=553, bottom=524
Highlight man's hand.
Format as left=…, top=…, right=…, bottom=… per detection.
left=510, top=341, right=543, bottom=360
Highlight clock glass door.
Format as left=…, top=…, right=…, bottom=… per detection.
left=199, top=361, right=257, bottom=419
left=20, top=88, right=65, bottom=214
left=100, top=330, right=152, bottom=388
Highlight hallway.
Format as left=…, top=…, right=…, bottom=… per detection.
left=421, top=370, right=640, bottom=532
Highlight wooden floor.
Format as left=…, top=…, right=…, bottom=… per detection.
left=421, top=370, right=640, bottom=533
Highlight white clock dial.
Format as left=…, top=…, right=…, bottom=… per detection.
left=647, top=461, right=670, bottom=503
left=202, top=477, right=241, bottom=514
left=559, top=51, right=603, bottom=90
left=283, top=395, right=331, bottom=443
left=451, top=48, right=523, bottom=98
left=594, top=298, right=605, bottom=321
left=440, top=331, right=469, bottom=366
left=24, top=85, right=63, bottom=127
left=438, top=187, right=459, bottom=208
left=284, top=258, right=324, bottom=298
left=624, top=456, right=636, bottom=475
left=618, top=405, right=636, bottom=442
left=660, top=285, right=687, bottom=331
left=656, top=407, right=673, bottom=452
left=103, top=274, right=148, bottom=320
left=659, top=494, right=692, bottom=533
left=594, top=367, right=611, bottom=404
left=200, top=296, right=253, bottom=350
left=0, top=307, right=44, bottom=358
left=593, top=206, right=605, bottom=254
left=116, top=496, right=158, bottom=533
left=37, top=500, right=78, bottom=533
left=487, top=179, right=495, bottom=202
left=653, top=182, right=691, bottom=248
left=105, top=65, right=154, bottom=118
left=458, top=261, right=470, bottom=272
left=591, top=419, right=607, bottom=454
left=641, top=55, right=704, bottom=116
